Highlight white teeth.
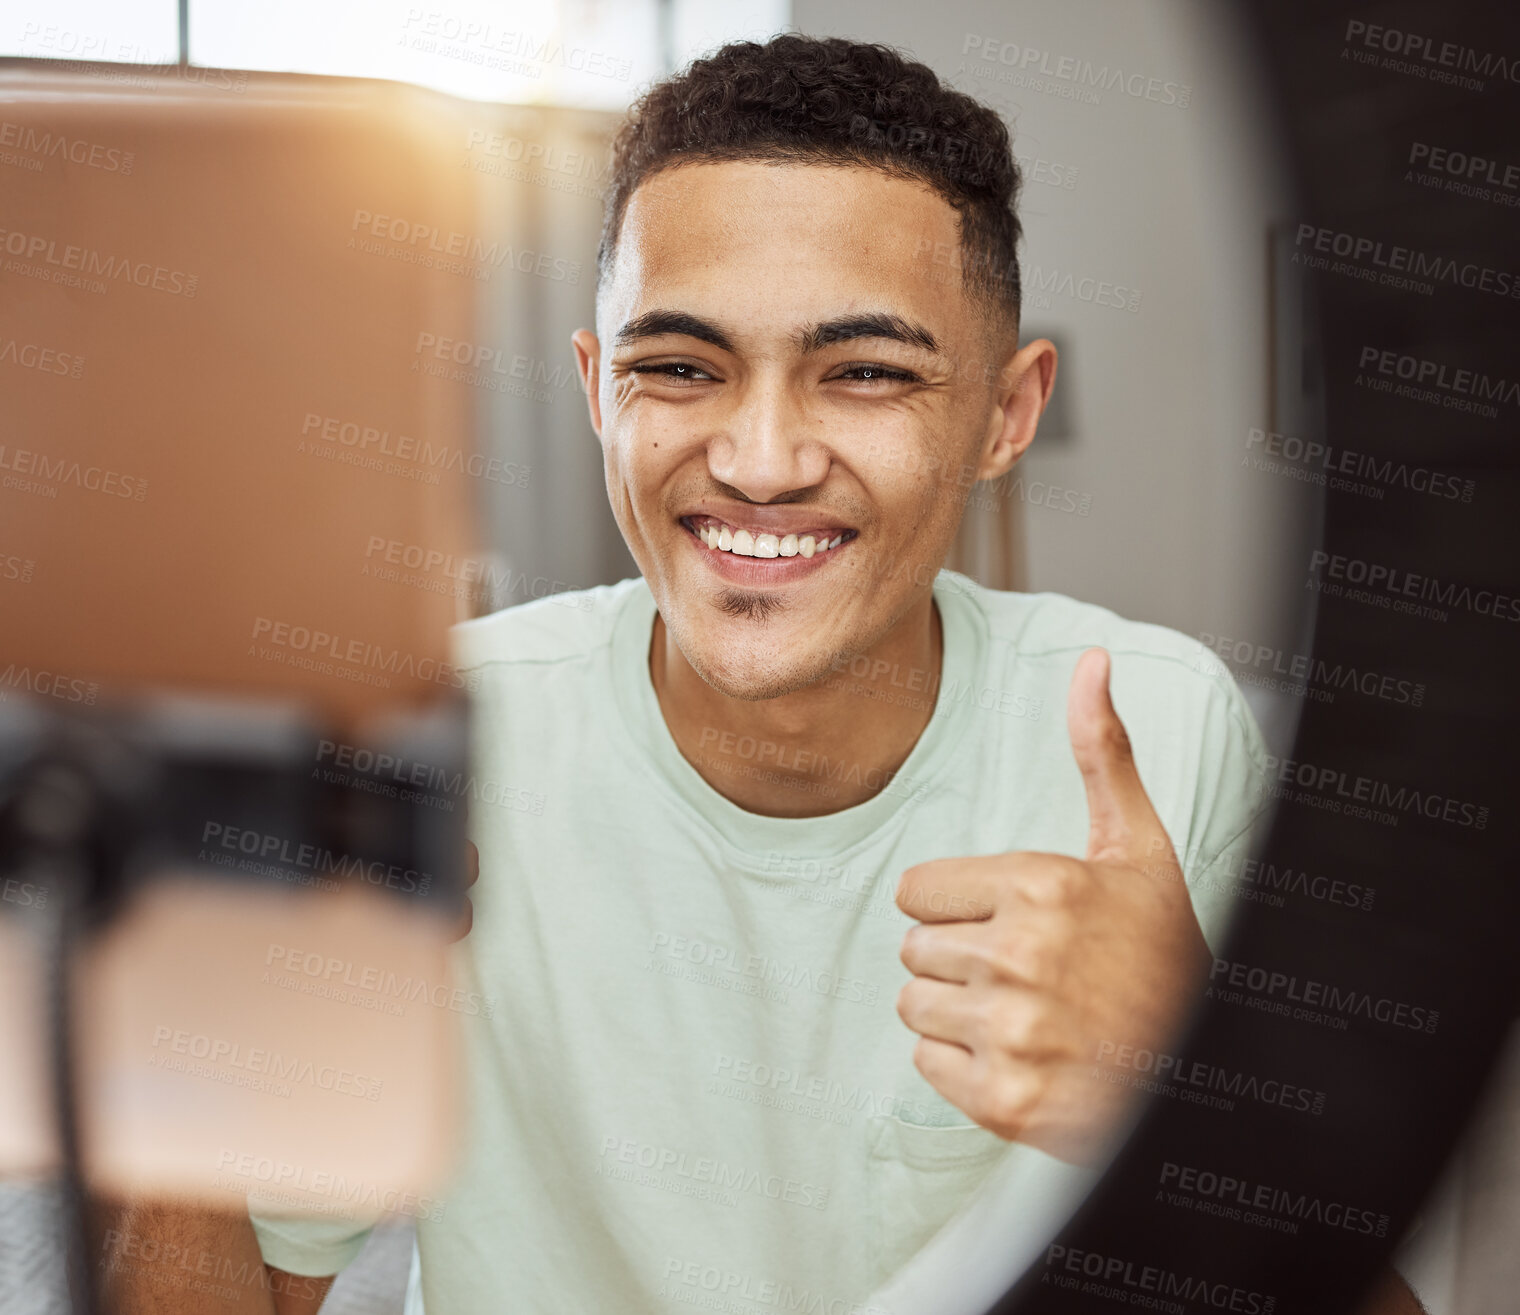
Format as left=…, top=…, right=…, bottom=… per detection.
left=693, top=520, right=847, bottom=559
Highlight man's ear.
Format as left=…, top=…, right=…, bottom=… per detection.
left=571, top=328, right=604, bottom=439
left=976, top=337, right=1058, bottom=482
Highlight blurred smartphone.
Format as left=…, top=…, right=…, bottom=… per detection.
left=0, top=62, right=487, bottom=1212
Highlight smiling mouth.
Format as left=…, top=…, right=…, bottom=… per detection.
left=679, top=515, right=858, bottom=559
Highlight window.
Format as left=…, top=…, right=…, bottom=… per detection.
left=2, top=0, right=790, bottom=108
left=1, top=0, right=179, bottom=66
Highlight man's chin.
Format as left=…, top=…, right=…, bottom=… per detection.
left=674, top=626, right=839, bottom=704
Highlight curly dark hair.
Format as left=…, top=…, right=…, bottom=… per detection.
left=598, top=34, right=1023, bottom=336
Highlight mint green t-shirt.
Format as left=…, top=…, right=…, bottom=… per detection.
left=251, top=569, right=1270, bottom=1313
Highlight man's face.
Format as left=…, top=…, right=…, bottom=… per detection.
left=578, top=160, right=1018, bottom=702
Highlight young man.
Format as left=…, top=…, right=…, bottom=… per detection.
left=161, top=33, right=1419, bottom=1315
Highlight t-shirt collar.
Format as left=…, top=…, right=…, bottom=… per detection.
left=608, top=570, right=985, bottom=859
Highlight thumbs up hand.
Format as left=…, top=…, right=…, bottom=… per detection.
left=894, top=648, right=1211, bottom=1165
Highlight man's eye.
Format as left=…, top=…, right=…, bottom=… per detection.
left=630, top=362, right=714, bottom=382
left=836, top=364, right=919, bottom=383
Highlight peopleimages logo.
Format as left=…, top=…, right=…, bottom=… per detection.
left=1260, top=750, right=1488, bottom=831
left=350, top=210, right=580, bottom=283
left=1408, top=142, right=1520, bottom=191
left=200, top=821, right=430, bottom=895
left=399, top=10, right=633, bottom=81
left=249, top=617, right=480, bottom=692
left=0, top=338, right=84, bottom=377
left=264, top=944, right=494, bottom=1019
left=1210, top=958, right=1440, bottom=1035
left=1293, top=222, right=1520, bottom=298
left=0, top=444, right=149, bottom=500
left=149, top=1025, right=384, bottom=1101
left=0, top=663, right=99, bottom=706
left=961, top=35, right=1192, bottom=107
left=1042, top=1246, right=1275, bottom=1314
left=1358, top=345, right=1519, bottom=413
left=314, top=739, right=547, bottom=817
left=0, top=122, right=135, bottom=173
left=710, top=1053, right=950, bottom=1127
left=849, top=115, right=1005, bottom=182
left=1308, top=549, right=1520, bottom=622
left=1165, top=837, right=1377, bottom=914
left=0, top=552, right=33, bottom=584
left=1342, top=19, right=1520, bottom=86
left=411, top=333, right=578, bottom=400
left=695, top=727, right=932, bottom=804
left=1159, top=1162, right=1390, bottom=1237
left=1024, top=263, right=1141, bottom=312
left=661, top=1258, right=889, bottom=1315
left=1242, top=424, right=1475, bottom=500
left=646, top=931, right=880, bottom=1006
left=0, top=225, right=198, bottom=296
left=213, top=1149, right=446, bottom=1221
left=303, top=412, right=535, bottom=485
left=599, top=1135, right=830, bottom=1210
left=1195, top=632, right=1425, bottom=708
left=1095, top=1040, right=1329, bottom=1116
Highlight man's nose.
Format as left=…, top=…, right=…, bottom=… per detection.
left=704, top=378, right=829, bottom=502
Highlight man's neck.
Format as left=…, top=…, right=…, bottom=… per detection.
left=649, top=594, right=944, bottom=818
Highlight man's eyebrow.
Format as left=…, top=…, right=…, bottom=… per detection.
left=796, top=313, right=942, bottom=356
left=614, top=308, right=943, bottom=359
left=614, top=309, right=736, bottom=353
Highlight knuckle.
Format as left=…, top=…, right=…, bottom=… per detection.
left=994, top=922, right=1061, bottom=985
left=1004, top=1069, right=1045, bottom=1131
left=1018, top=945, right=1053, bottom=986
left=1019, top=868, right=1056, bottom=906
left=895, top=863, right=932, bottom=911
left=1016, top=855, right=1084, bottom=907
left=980, top=1082, right=1030, bottom=1139
left=1065, top=865, right=1097, bottom=910
left=968, top=993, right=1000, bottom=1043
left=994, top=1003, right=1040, bottom=1054
left=912, top=1036, right=937, bottom=1079
left=1056, top=858, right=1092, bottom=898
left=984, top=935, right=1027, bottom=985
left=896, top=979, right=924, bottom=1025
left=948, top=930, right=992, bottom=975
left=899, top=923, right=928, bottom=969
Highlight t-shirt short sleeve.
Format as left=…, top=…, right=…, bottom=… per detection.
left=247, top=1203, right=376, bottom=1277
left=1174, top=653, right=1274, bottom=953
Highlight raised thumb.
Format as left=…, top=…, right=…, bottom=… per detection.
left=1067, top=648, right=1172, bottom=866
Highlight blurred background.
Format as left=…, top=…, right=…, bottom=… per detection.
left=2, top=1, right=1515, bottom=1313
left=3, top=0, right=1309, bottom=733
